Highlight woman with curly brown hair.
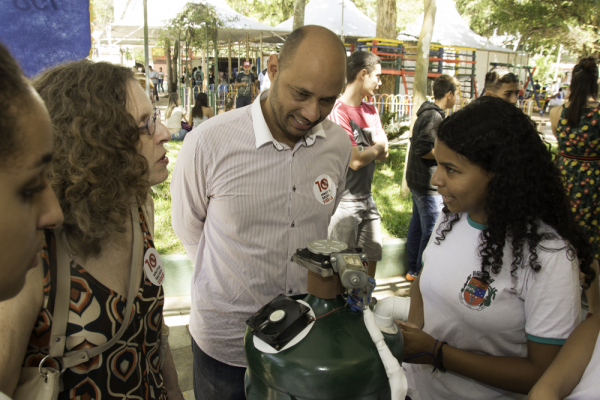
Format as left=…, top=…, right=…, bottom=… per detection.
left=0, top=60, right=184, bottom=400
left=400, top=96, right=595, bottom=400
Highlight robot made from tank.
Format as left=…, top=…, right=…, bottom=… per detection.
left=244, top=239, right=412, bottom=400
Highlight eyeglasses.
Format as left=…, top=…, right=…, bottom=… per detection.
left=139, top=108, right=161, bottom=136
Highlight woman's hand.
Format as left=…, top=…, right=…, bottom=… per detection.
left=397, top=322, right=438, bottom=365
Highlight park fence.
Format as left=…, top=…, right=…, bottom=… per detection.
left=183, top=84, right=257, bottom=116
left=181, top=87, right=538, bottom=125
left=366, top=94, right=474, bottom=123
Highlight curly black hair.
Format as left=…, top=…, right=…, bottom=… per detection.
left=434, top=96, right=595, bottom=287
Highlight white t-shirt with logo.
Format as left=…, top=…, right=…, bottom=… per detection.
left=405, top=213, right=581, bottom=400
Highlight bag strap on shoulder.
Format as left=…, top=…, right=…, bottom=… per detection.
left=47, top=205, right=143, bottom=369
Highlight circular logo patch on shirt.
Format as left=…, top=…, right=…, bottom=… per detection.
left=143, top=248, right=165, bottom=286
left=312, top=174, right=336, bottom=205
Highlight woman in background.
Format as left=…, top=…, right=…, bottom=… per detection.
left=165, top=92, right=190, bottom=141
left=192, top=92, right=213, bottom=128
left=551, top=57, right=600, bottom=316
left=218, top=97, right=235, bottom=115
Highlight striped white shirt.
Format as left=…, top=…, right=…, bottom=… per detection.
left=170, top=90, right=352, bottom=367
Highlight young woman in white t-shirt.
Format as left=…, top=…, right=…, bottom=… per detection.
left=165, top=92, right=190, bottom=141
left=400, top=96, right=595, bottom=400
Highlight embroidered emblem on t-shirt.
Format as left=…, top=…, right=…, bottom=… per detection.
left=459, top=271, right=497, bottom=311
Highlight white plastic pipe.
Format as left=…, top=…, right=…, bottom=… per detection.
left=373, top=297, right=411, bottom=334
left=363, top=308, right=408, bottom=400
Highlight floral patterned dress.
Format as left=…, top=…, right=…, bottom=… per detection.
left=556, top=104, right=600, bottom=258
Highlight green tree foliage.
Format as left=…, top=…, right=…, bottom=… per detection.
left=132, top=47, right=145, bottom=65
left=159, top=3, right=225, bottom=52
left=355, top=0, right=423, bottom=32
left=456, top=0, right=600, bottom=58
left=225, top=0, right=295, bottom=26
left=90, top=0, right=114, bottom=33
left=531, top=52, right=557, bottom=85
left=157, top=3, right=237, bottom=86
left=225, top=0, right=422, bottom=32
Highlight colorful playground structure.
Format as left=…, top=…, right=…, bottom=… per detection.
left=353, top=38, right=478, bottom=99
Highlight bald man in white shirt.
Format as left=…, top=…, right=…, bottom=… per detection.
left=171, top=25, right=352, bottom=400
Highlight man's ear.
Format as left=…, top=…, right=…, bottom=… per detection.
left=359, top=68, right=368, bottom=80
left=268, top=54, right=279, bottom=82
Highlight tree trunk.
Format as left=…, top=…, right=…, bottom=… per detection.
left=293, top=0, right=306, bottom=31
left=401, top=0, right=436, bottom=195
left=164, top=38, right=174, bottom=94
left=376, top=0, right=397, bottom=95
left=170, top=39, right=179, bottom=94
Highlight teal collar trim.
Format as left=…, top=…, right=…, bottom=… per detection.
left=467, top=214, right=488, bottom=230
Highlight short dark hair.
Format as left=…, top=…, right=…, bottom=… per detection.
left=433, top=74, right=458, bottom=100
left=484, top=68, right=518, bottom=92
left=347, top=51, right=381, bottom=83
left=0, top=42, right=30, bottom=165
left=278, top=27, right=308, bottom=72
left=278, top=25, right=346, bottom=72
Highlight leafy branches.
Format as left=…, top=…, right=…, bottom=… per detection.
left=159, top=3, right=225, bottom=51
left=224, top=0, right=423, bottom=32
left=90, top=0, right=114, bottom=33
left=225, top=0, right=295, bottom=26
left=456, top=0, right=599, bottom=58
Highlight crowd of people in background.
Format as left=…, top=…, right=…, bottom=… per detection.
left=0, top=23, right=599, bottom=400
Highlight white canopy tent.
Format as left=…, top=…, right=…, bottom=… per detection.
left=398, top=0, right=527, bottom=94
left=103, top=0, right=290, bottom=46
left=275, top=0, right=376, bottom=42
left=106, top=0, right=290, bottom=46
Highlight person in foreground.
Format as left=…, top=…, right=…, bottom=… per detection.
left=551, top=57, right=600, bottom=316
left=400, top=96, right=595, bottom=400
left=171, top=25, right=352, bottom=400
left=529, top=312, right=600, bottom=399
left=0, top=60, right=183, bottom=400
left=0, top=42, right=64, bottom=400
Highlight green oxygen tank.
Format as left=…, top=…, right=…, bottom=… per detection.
left=244, top=240, right=405, bottom=400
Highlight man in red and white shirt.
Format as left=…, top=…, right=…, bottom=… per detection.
left=328, top=51, right=388, bottom=277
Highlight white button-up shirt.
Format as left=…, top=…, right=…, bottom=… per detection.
left=171, top=90, right=352, bottom=366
